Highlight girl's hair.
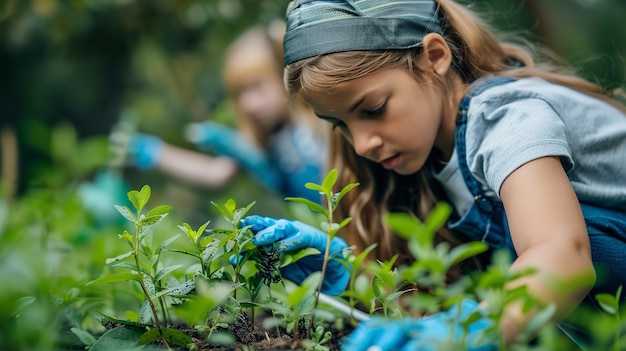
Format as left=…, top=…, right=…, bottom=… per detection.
left=224, top=21, right=325, bottom=149
left=285, top=0, right=626, bottom=266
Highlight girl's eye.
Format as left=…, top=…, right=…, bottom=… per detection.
left=364, top=104, right=386, bottom=117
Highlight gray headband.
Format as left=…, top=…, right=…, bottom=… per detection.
left=283, top=0, right=443, bottom=66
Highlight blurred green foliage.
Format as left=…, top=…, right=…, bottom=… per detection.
left=0, top=0, right=624, bottom=214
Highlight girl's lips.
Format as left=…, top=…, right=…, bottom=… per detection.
left=380, top=154, right=400, bottom=170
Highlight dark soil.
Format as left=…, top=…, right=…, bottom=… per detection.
left=191, top=315, right=353, bottom=351
left=100, top=311, right=353, bottom=350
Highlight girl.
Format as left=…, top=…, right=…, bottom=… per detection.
left=242, top=0, right=626, bottom=349
left=124, top=21, right=327, bottom=202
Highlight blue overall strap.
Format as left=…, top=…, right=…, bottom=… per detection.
left=448, top=76, right=517, bottom=250
left=455, top=75, right=517, bottom=213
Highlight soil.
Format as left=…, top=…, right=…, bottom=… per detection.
left=161, top=313, right=354, bottom=351
left=99, top=310, right=354, bottom=350
left=190, top=315, right=354, bottom=351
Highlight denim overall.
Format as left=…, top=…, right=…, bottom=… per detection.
left=447, top=76, right=626, bottom=348
left=448, top=76, right=626, bottom=301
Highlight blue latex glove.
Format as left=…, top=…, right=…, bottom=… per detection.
left=77, top=170, right=130, bottom=226
left=342, top=299, right=496, bottom=351
left=185, top=121, right=280, bottom=190
left=241, top=215, right=351, bottom=296
left=127, top=133, right=163, bottom=170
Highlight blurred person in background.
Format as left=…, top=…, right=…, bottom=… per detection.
left=117, top=20, right=327, bottom=204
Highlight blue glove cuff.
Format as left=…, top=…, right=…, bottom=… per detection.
left=130, top=133, right=163, bottom=169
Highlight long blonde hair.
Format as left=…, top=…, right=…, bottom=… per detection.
left=285, top=0, right=625, bottom=265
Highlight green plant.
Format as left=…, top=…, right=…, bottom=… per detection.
left=285, top=169, right=358, bottom=324
left=89, top=185, right=194, bottom=349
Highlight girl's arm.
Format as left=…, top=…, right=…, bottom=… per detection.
left=155, top=143, right=239, bottom=188
left=498, top=156, right=596, bottom=343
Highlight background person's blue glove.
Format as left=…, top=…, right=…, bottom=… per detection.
left=126, top=133, right=163, bottom=170
left=184, top=121, right=280, bottom=190
left=342, top=299, right=496, bottom=351
left=241, top=215, right=351, bottom=296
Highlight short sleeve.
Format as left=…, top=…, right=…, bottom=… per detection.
left=465, top=96, right=573, bottom=196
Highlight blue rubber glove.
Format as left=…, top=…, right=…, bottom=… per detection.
left=127, top=133, right=163, bottom=170
left=77, top=170, right=130, bottom=226
left=342, top=299, right=497, bottom=351
left=185, top=121, right=280, bottom=190
left=241, top=215, right=351, bottom=296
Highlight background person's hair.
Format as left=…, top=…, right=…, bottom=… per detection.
left=285, top=0, right=626, bottom=272
left=222, top=21, right=287, bottom=149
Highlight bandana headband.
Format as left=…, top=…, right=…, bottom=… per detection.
left=283, top=0, right=443, bottom=66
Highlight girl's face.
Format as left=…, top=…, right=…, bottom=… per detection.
left=224, top=49, right=290, bottom=132
left=306, top=68, right=453, bottom=175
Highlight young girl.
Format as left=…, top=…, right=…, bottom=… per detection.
left=124, top=21, right=326, bottom=202
left=241, top=0, right=626, bottom=349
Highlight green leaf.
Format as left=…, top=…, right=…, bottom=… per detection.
left=322, top=168, right=338, bottom=194
left=13, top=296, right=36, bottom=317
left=139, top=300, right=152, bottom=324
left=372, top=275, right=387, bottom=304
left=127, top=185, right=151, bottom=212
left=143, top=275, right=156, bottom=297
left=70, top=328, right=97, bottom=347
left=211, top=200, right=233, bottom=221
left=156, top=234, right=181, bottom=254
left=424, top=202, right=452, bottom=235
left=197, top=220, right=211, bottom=239
left=138, top=214, right=168, bottom=241
left=350, top=243, right=378, bottom=274
left=86, top=273, right=139, bottom=286
left=93, top=313, right=146, bottom=329
left=596, top=293, right=618, bottom=315
left=154, top=264, right=184, bottom=282
left=305, top=182, right=324, bottom=192
left=285, top=197, right=328, bottom=215
left=206, top=331, right=236, bottom=346
left=281, top=247, right=321, bottom=268
left=385, top=212, right=423, bottom=240
left=336, top=217, right=352, bottom=231
left=110, top=262, right=139, bottom=271
left=293, top=293, right=316, bottom=315
left=201, top=239, right=220, bottom=266
left=152, top=279, right=196, bottom=299
left=146, top=204, right=172, bottom=217
left=334, top=182, right=359, bottom=208
left=447, top=242, right=489, bottom=266
left=88, top=326, right=147, bottom=351
left=115, top=205, right=137, bottom=223
left=525, top=304, right=557, bottom=335
left=138, top=327, right=193, bottom=348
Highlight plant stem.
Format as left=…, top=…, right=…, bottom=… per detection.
left=310, top=197, right=335, bottom=331
left=134, top=220, right=171, bottom=350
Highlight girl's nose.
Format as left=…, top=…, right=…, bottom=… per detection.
left=352, top=126, right=382, bottom=157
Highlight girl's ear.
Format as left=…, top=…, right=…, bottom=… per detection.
left=420, top=33, right=452, bottom=76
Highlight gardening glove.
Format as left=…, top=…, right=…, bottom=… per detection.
left=109, top=129, right=163, bottom=170
left=77, top=170, right=131, bottom=226
left=184, top=121, right=280, bottom=190
left=241, top=215, right=351, bottom=296
left=342, top=299, right=496, bottom=351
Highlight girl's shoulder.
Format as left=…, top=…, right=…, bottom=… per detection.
left=470, top=76, right=574, bottom=102
left=467, top=76, right=613, bottom=119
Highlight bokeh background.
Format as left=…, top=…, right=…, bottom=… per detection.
left=0, top=1, right=624, bottom=350
left=2, top=0, right=625, bottom=224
